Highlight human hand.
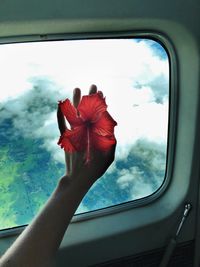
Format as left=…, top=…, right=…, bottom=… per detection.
left=57, top=85, right=116, bottom=184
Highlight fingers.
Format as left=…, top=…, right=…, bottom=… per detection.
left=73, top=88, right=81, bottom=108
left=98, top=90, right=103, bottom=98
left=89, top=84, right=97, bottom=95
left=73, top=85, right=100, bottom=106
left=57, top=87, right=81, bottom=134
left=57, top=106, right=67, bottom=134
left=102, top=143, right=117, bottom=176
left=109, top=142, right=117, bottom=163
left=89, top=84, right=103, bottom=98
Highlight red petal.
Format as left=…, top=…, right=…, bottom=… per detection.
left=58, top=126, right=87, bottom=152
left=59, top=99, right=82, bottom=127
left=58, top=93, right=117, bottom=162
left=69, top=126, right=87, bottom=151
left=90, top=132, right=117, bottom=151
left=58, top=130, right=76, bottom=152
left=92, top=111, right=117, bottom=136
left=77, top=93, right=107, bottom=122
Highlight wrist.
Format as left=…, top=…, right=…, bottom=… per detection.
left=57, top=174, right=94, bottom=194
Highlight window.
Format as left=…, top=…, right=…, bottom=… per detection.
left=0, top=38, right=169, bottom=230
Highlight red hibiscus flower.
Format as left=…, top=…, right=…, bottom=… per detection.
left=58, top=92, right=117, bottom=162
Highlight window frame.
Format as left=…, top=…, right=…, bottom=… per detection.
left=0, top=31, right=176, bottom=237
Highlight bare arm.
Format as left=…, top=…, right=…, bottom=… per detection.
left=0, top=85, right=116, bottom=267
left=0, top=174, right=94, bottom=267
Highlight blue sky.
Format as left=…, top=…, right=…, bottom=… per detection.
left=134, top=38, right=168, bottom=59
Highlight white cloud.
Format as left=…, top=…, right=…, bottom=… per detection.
left=117, top=166, right=154, bottom=199
left=117, top=167, right=143, bottom=189
left=0, top=40, right=170, bottom=210
left=116, top=139, right=166, bottom=200
left=0, top=39, right=169, bottom=168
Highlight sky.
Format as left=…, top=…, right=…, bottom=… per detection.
left=0, top=38, right=169, bottom=217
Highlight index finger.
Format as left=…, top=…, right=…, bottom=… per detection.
left=57, top=105, right=67, bottom=134
left=89, top=84, right=97, bottom=95
left=73, top=88, right=81, bottom=108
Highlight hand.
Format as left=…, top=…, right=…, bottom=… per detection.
left=0, top=85, right=116, bottom=267
left=57, top=85, right=116, bottom=184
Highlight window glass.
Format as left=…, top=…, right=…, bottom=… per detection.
left=0, top=39, right=169, bottom=230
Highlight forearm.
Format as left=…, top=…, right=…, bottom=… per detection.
left=0, top=175, right=93, bottom=267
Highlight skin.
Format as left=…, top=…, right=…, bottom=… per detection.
left=0, top=85, right=116, bottom=267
